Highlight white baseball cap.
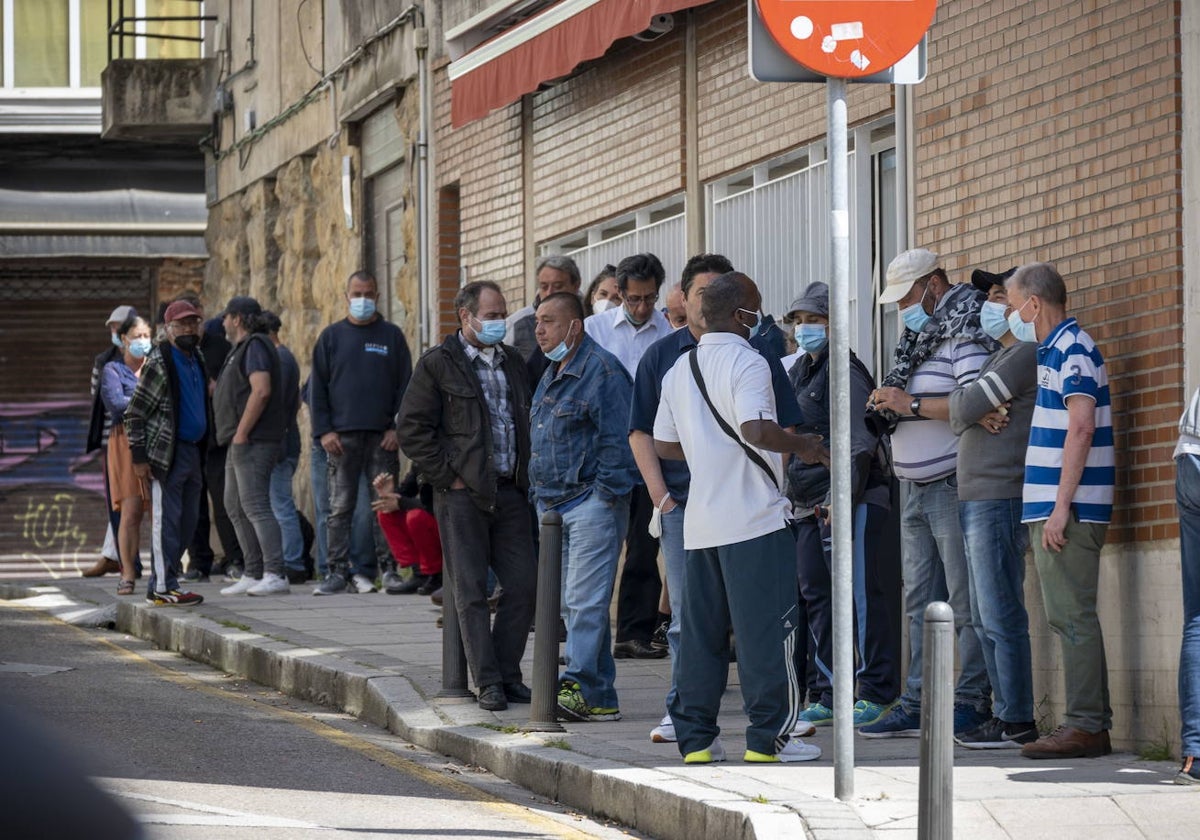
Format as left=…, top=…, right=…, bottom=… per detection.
left=878, top=249, right=940, bottom=306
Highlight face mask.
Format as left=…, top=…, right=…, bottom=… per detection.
left=978, top=301, right=1010, bottom=340
left=592, top=298, right=615, bottom=315
left=1007, top=299, right=1037, bottom=343
left=546, top=324, right=576, bottom=363
left=623, top=305, right=647, bottom=328
left=473, top=317, right=506, bottom=346
left=111, top=331, right=123, bottom=349
left=128, top=337, right=153, bottom=358
left=795, top=323, right=828, bottom=354
left=349, top=297, right=376, bottom=320
left=173, top=334, right=199, bottom=353
left=738, top=308, right=763, bottom=338
left=899, top=282, right=932, bottom=333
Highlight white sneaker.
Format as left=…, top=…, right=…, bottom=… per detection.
left=247, top=572, right=290, bottom=596
left=651, top=714, right=677, bottom=743
left=683, top=737, right=727, bottom=764
left=220, top=575, right=258, bottom=596
left=776, top=738, right=822, bottom=763
left=791, top=718, right=817, bottom=737
left=351, top=573, right=378, bottom=593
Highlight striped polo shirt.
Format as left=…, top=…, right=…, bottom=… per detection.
left=1023, top=318, right=1114, bottom=524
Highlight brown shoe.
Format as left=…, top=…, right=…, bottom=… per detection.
left=82, top=557, right=120, bottom=578
left=1021, top=725, right=1111, bottom=759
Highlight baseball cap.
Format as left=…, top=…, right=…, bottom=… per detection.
left=970, top=266, right=1017, bottom=294
left=878, top=249, right=940, bottom=306
left=220, top=295, right=263, bottom=320
left=163, top=300, right=203, bottom=323
left=105, top=305, right=136, bottom=326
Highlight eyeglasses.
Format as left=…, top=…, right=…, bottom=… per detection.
left=624, top=293, right=659, bottom=306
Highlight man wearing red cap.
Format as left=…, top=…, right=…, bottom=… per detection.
left=124, top=299, right=209, bottom=605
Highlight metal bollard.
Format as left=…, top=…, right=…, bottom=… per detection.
left=918, top=601, right=954, bottom=840
left=437, top=564, right=473, bottom=698
left=525, top=511, right=565, bottom=732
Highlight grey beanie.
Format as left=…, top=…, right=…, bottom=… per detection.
left=787, top=282, right=830, bottom=318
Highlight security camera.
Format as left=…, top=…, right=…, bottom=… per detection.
left=633, top=13, right=674, bottom=41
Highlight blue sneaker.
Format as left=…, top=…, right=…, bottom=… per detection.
left=852, top=699, right=895, bottom=728
left=859, top=705, right=921, bottom=738
left=798, top=702, right=834, bottom=726
left=953, top=704, right=990, bottom=736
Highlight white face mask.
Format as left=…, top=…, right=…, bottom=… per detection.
left=592, top=298, right=615, bottom=315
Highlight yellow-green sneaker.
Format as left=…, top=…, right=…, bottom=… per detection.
left=744, top=739, right=822, bottom=763
left=683, top=738, right=727, bottom=764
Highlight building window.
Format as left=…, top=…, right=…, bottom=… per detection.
left=541, top=197, right=687, bottom=290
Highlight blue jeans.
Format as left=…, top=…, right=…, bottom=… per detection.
left=309, top=443, right=375, bottom=577
left=1178, top=453, right=1200, bottom=756
left=270, top=455, right=304, bottom=571
left=660, top=502, right=687, bottom=714
left=960, top=498, right=1034, bottom=723
left=557, top=492, right=630, bottom=710
left=898, top=476, right=990, bottom=713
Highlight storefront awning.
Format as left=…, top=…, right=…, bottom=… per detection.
left=448, top=0, right=709, bottom=127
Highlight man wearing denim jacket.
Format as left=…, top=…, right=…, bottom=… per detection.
left=529, top=292, right=637, bottom=722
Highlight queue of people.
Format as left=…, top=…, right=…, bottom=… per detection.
left=89, top=249, right=1200, bottom=782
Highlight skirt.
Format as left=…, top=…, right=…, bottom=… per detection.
left=107, top=423, right=149, bottom=511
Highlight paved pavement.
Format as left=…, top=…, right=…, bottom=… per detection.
left=4, top=575, right=1199, bottom=840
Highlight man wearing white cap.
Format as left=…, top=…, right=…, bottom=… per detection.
left=83, top=305, right=138, bottom=578
left=860, top=249, right=996, bottom=739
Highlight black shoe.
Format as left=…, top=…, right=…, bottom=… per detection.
left=181, top=569, right=210, bottom=583
left=478, top=683, right=508, bottom=711
left=416, top=573, right=442, bottom=596
left=613, top=639, right=668, bottom=659
left=955, top=717, right=1037, bottom=749
left=285, top=567, right=309, bottom=585
left=386, top=573, right=422, bottom=595
left=429, top=587, right=443, bottom=606
left=1177, top=756, right=1200, bottom=785
left=650, top=617, right=670, bottom=652
left=503, top=682, right=532, bottom=703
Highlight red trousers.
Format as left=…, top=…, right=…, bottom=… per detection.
left=377, top=508, right=443, bottom=576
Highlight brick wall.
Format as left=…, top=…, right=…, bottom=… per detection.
left=918, top=0, right=1183, bottom=542
left=437, top=184, right=463, bottom=341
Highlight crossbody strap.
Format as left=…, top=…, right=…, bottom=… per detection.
left=688, top=347, right=779, bottom=491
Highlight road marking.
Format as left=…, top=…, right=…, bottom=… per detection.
left=0, top=661, right=73, bottom=676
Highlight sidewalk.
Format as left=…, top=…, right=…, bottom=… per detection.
left=4, top=575, right=1198, bottom=840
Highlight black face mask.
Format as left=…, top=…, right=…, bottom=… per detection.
left=174, top=334, right=199, bottom=353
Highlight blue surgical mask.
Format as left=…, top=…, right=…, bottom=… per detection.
left=473, top=317, right=506, bottom=346
left=349, top=297, right=377, bottom=320
left=623, top=305, right=646, bottom=328
left=1007, top=299, right=1037, bottom=343
left=738, top=308, right=763, bottom=338
left=795, top=323, right=828, bottom=353
left=900, top=302, right=931, bottom=333
left=111, top=331, right=123, bottom=349
left=979, top=301, right=1010, bottom=340
left=128, top=337, right=153, bottom=358
left=546, top=324, right=576, bottom=363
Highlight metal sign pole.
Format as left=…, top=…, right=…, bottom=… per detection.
left=827, top=74, right=854, bottom=802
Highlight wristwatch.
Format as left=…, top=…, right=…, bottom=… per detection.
left=910, top=398, right=922, bottom=417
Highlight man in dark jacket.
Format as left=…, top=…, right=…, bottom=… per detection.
left=124, top=300, right=209, bottom=606
left=397, top=280, right=537, bottom=712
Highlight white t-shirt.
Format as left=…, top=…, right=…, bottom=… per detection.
left=654, top=332, right=792, bottom=549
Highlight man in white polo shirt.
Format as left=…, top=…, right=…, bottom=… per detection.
left=653, top=271, right=827, bottom=764
left=861, top=248, right=996, bottom=738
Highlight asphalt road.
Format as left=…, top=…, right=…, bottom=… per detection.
left=0, top=603, right=644, bottom=840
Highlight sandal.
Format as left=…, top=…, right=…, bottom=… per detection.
left=117, top=579, right=135, bottom=596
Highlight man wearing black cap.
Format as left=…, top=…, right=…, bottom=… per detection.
left=124, top=300, right=208, bottom=606
left=214, top=296, right=290, bottom=596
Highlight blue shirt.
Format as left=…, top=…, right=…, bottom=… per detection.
left=529, top=333, right=638, bottom=509
left=1023, top=318, right=1114, bottom=524
left=629, top=326, right=803, bottom=503
left=172, top=345, right=208, bottom=444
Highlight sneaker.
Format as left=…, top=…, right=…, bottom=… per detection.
left=853, top=699, right=895, bottom=728
left=650, top=618, right=670, bottom=653
left=247, top=572, right=291, bottom=596
left=651, top=714, right=676, bottom=743
left=385, top=569, right=421, bottom=594
left=416, top=573, right=442, bottom=596
left=555, top=680, right=621, bottom=722
left=380, top=569, right=405, bottom=593
left=222, top=565, right=244, bottom=583
left=146, top=589, right=204, bottom=606
left=798, top=702, right=834, bottom=726
left=313, top=571, right=348, bottom=596
left=745, top=738, right=822, bottom=763
left=584, top=706, right=622, bottom=722
left=1176, top=756, right=1200, bottom=785
left=791, top=718, right=817, bottom=737
left=284, top=567, right=308, bottom=585
left=953, top=703, right=991, bottom=736
left=955, top=717, right=1038, bottom=749
left=220, top=575, right=258, bottom=596
left=683, top=737, right=727, bottom=764
left=351, top=573, right=378, bottom=594
left=859, top=705, right=921, bottom=738
left=181, top=569, right=210, bottom=583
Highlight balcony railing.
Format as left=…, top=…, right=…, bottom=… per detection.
left=107, top=0, right=214, bottom=62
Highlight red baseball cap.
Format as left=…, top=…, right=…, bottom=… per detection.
left=163, top=300, right=202, bottom=322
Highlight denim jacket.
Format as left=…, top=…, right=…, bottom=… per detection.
left=529, top=333, right=637, bottom=509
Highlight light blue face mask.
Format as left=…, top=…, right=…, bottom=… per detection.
left=794, top=323, right=828, bottom=353
left=111, top=331, right=123, bottom=349
left=1007, top=299, right=1037, bottom=343
left=899, top=282, right=932, bottom=333
left=738, top=308, right=763, bottom=339
left=128, top=337, right=153, bottom=358
left=979, top=301, right=1010, bottom=340
left=546, top=324, right=576, bottom=362
left=349, top=297, right=377, bottom=320
left=473, top=317, right=506, bottom=346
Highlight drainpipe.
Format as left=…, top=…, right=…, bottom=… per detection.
left=415, top=9, right=433, bottom=351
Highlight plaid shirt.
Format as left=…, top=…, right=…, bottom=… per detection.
left=459, top=333, right=516, bottom=478
left=124, top=342, right=208, bottom=478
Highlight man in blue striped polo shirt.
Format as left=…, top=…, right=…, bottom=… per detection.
left=1005, top=262, right=1115, bottom=759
